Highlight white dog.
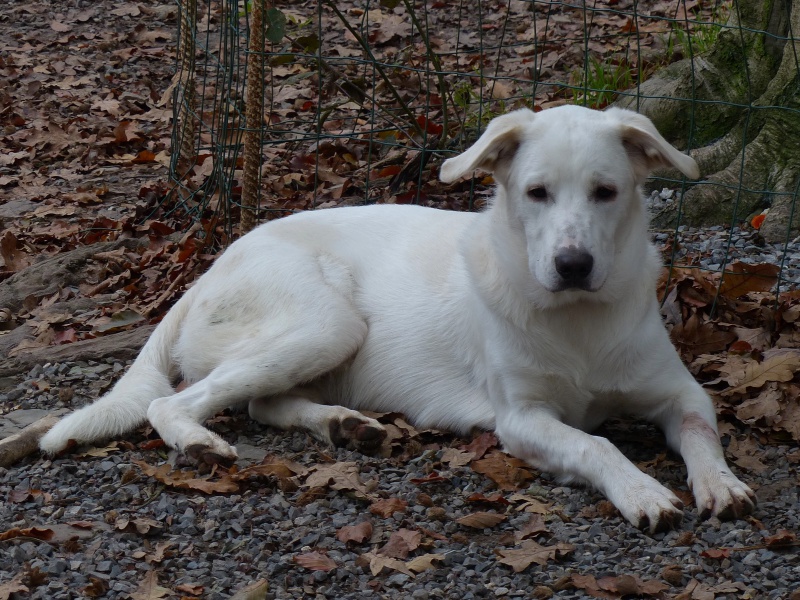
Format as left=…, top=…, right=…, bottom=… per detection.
left=40, top=105, right=755, bottom=532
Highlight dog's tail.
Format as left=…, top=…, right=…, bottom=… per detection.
left=39, top=290, right=194, bottom=455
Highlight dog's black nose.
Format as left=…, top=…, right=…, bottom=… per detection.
left=554, top=247, right=593, bottom=286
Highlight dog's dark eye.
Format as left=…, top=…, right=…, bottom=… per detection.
left=527, top=187, right=548, bottom=201
left=594, top=186, right=617, bottom=201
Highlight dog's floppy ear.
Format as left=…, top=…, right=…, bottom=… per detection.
left=439, top=108, right=535, bottom=183
left=607, top=108, right=700, bottom=181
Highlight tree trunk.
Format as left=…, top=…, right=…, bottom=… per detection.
left=616, top=0, right=800, bottom=241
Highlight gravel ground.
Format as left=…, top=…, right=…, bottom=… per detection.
left=2, top=228, right=800, bottom=600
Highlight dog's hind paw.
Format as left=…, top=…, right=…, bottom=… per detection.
left=182, top=432, right=238, bottom=470
left=328, top=415, right=387, bottom=453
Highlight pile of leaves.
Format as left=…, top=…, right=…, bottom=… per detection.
left=660, top=259, right=800, bottom=449
left=177, top=0, right=728, bottom=214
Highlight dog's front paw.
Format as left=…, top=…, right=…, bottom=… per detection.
left=610, top=480, right=684, bottom=534
left=690, top=468, right=756, bottom=520
left=328, top=414, right=387, bottom=453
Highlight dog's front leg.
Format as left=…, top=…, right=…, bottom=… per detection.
left=494, top=405, right=683, bottom=533
left=651, top=382, right=756, bottom=520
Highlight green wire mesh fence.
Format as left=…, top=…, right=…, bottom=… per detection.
left=165, top=0, right=800, bottom=295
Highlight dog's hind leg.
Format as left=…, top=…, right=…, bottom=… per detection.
left=248, top=394, right=387, bottom=453
left=147, top=302, right=370, bottom=466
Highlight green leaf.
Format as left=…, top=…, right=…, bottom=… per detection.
left=266, top=8, right=286, bottom=44
left=296, top=34, right=319, bottom=54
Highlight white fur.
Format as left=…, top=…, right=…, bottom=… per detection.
left=40, top=105, right=753, bottom=532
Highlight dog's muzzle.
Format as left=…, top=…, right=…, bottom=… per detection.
left=554, top=246, right=594, bottom=290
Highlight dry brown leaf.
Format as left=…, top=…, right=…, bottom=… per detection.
left=304, top=462, right=370, bottom=498
left=115, top=517, right=163, bottom=536
left=369, top=497, right=408, bottom=517
left=734, top=386, right=783, bottom=424
left=293, top=551, right=337, bottom=572
left=228, top=579, right=268, bottom=600
left=76, top=442, right=120, bottom=458
left=406, top=553, right=446, bottom=573
left=0, top=526, right=54, bottom=542
left=0, top=573, right=28, bottom=599
left=776, top=394, right=800, bottom=440
left=719, top=262, right=780, bottom=298
left=671, top=313, right=736, bottom=360
left=508, top=493, right=552, bottom=514
left=336, top=521, right=373, bottom=544
left=496, top=540, right=574, bottom=572
left=358, top=551, right=415, bottom=577
left=731, top=326, right=772, bottom=351
left=456, top=511, right=507, bottom=529
left=146, top=541, right=174, bottom=564
left=674, top=579, right=746, bottom=600
left=572, top=573, right=669, bottom=598
left=515, top=513, right=549, bottom=541
left=721, top=351, right=800, bottom=396
left=175, top=583, right=205, bottom=595
left=465, top=492, right=510, bottom=506
left=379, top=528, right=422, bottom=559
left=130, top=571, right=171, bottom=600
left=460, top=431, right=498, bottom=459
left=765, top=529, right=797, bottom=548
left=471, top=450, right=534, bottom=491
left=441, top=447, right=475, bottom=468
left=133, top=460, right=239, bottom=494
left=82, top=577, right=109, bottom=599
left=230, top=457, right=307, bottom=482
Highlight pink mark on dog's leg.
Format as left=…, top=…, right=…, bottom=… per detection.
left=680, top=412, right=719, bottom=445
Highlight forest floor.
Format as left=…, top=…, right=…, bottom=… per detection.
left=1, top=1, right=799, bottom=599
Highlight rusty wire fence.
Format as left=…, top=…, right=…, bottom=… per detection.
left=163, top=0, right=800, bottom=295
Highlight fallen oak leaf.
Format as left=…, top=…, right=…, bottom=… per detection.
left=466, top=492, right=511, bottom=507
left=369, top=497, right=408, bottom=517
left=0, top=573, right=29, bottom=598
left=471, top=451, right=534, bottom=491
left=515, top=513, right=549, bottom=541
left=508, top=493, right=552, bottom=514
left=456, top=511, right=507, bottom=529
left=496, top=539, right=574, bottom=572
left=293, top=551, right=337, bottom=572
left=76, top=442, right=120, bottom=458
left=304, top=461, right=371, bottom=498
left=336, top=521, right=373, bottom=544
left=721, top=351, right=800, bottom=396
left=175, top=583, right=205, bottom=595
left=406, top=553, right=446, bottom=573
left=765, top=529, right=797, bottom=548
left=129, top=571, right=171, bottom=600
left=572, top=573, right=669, bottom=598
left=229, top=579, right=268, bottom=600
left=441, top=447, right=475, bottom=468
left=0, top=526, right=55, bottom=542
left=133, top=460, right=239, bottom=494
left=718, top=262, right=780, bottom=298
left=460, top=431, right=498, bottom=459
left=81, top=576, right=108, bottom=598
left=357, top=552, right=414, bottom=577
left=115, top=517, right=164, bottom=536
left=701, top=547, right=731, bottom=560
left=409, top=471, right=449, bottom=485
left=379, top=528, right=422, bottom=559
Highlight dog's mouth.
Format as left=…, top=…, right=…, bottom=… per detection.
left=552, top=281, right=598, bottom=292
